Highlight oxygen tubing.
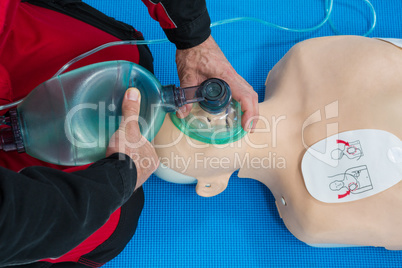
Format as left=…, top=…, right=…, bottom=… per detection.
left=0, top=0, right=377, bottom=111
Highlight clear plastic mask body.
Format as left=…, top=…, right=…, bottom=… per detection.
left=170, top=100, right=247, bottom=145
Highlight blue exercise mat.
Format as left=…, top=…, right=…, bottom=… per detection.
left=82, top=1, right=402, bottom=267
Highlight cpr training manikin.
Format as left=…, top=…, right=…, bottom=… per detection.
left=152, top=35, right=402, bottom=250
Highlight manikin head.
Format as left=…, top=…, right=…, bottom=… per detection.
left=152, top=101, right=250, bottom=197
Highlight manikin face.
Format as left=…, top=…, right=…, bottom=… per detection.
left=152, top=112, right=248, bottom=197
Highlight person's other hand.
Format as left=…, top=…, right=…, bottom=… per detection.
left=175, top=35, right=259, bottom=132
left=106, top=88, right=159, bottom=190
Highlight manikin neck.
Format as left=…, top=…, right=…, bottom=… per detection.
left=237, top=100, right=289, bottom=186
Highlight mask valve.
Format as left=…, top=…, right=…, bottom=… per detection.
left=197, top=78, right=231, bottom=114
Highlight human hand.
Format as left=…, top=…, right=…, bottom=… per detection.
left=106, top=88, right=159, bottom=190
left=175, top=35, right=259, bottom=132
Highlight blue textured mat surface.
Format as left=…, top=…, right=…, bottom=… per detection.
left=82, top=1, right=402, bottom=267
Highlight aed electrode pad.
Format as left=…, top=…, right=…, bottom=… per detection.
left=376, top=38, right=402, bottom=49
left=301, top=129, right=402, bottom=203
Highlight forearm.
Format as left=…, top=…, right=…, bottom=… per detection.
left=0, top=153, right=136, bottom=266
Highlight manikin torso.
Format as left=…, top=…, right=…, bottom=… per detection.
left=153, top=36, right=402, bottom=249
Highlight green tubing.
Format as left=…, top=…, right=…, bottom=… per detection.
left=324, top=0, right=377, bottom=37
left=210, top=0, right=376, bottom=36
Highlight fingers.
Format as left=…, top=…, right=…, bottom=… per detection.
left=176, top=73, right=198, bottom=119
left=176, top=104, right=192, bottom=118
left=241, top=91, right=259, bottom=133
left=175, top=34, right=259, bottom=131
left=231, top=79, right=259, bottom=132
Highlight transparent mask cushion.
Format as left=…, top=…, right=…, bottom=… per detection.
left=170, top=100, right=247, bottom=145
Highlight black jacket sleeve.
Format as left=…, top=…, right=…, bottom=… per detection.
left=141, top=0, right=211, bottom=49
left=0, top=153, right=138, bottom=267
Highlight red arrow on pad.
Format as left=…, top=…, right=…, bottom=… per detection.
left=336, top=139, right=350, bottom=146
left=338, top=190, right=351, bottom=199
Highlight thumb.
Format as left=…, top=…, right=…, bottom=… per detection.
left=122, top=87, right=141, bottom=118
left=121, top=88, right=142, bottom=137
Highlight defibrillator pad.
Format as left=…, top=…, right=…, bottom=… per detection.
left=376, top=37, right=402, bottom=49
left=301, top=129, right=402, bottom=203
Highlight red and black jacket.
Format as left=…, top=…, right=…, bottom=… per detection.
left=0, top=0, right=211, bottom=267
